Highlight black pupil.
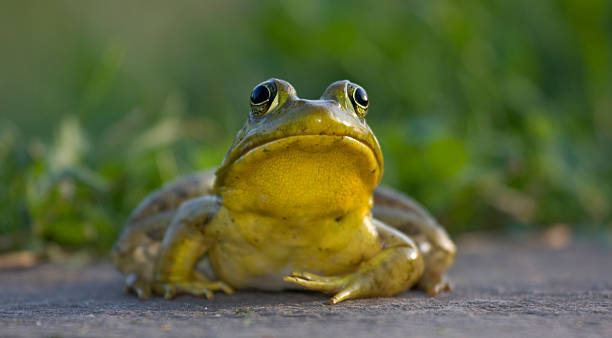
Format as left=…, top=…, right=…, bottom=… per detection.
left=251, top=85, right=270, bottom=104
left=355, top=87, right=368, bottom=107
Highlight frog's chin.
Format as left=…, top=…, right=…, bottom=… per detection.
left=216, top=135, right=381, bottom=218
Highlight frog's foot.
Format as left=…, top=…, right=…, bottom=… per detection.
left=125, top=273, right=153, bottom=300
left=152, top=271, right=234, bottom=300
left=285, top=249, right=422, bottom=304
left=418, top=273, right=452, bottom=296
left=284, top=272, right=360, bottom=304
left=285, top=223, right=425, bottom=304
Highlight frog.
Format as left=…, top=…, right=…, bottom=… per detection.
left=111, top=79, right=456, bottom=304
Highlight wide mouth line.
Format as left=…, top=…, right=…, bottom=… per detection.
left=232, top=134, right=380, bottom=166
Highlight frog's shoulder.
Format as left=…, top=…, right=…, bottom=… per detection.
left=127, top=170, right=217, bottom=225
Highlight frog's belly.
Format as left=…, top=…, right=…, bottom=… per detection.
left=196, top=256, right=303, bottom=291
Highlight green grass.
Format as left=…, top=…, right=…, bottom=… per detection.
left=1, top=0, right=611, bottom=253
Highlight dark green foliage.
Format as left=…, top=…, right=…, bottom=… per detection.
left=1, top=0, right=610, bottom=253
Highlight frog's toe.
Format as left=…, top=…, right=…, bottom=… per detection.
left=419, top=273, right=452, bottom=296
left=154, top=282, right=178, bottom=299
left=330, top=284, right=363, bottom=304
left=153, top=279, right=234, bottom=300
left=285, top=273, right=369, bottom=304
left=125, top=273, right=152, bottom=300
left=283, top=271, right=347, bottom=293
left=180, top=280, right=234, bottom=299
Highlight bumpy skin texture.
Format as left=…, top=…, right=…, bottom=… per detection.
left=111, top=79, right=456, bottom=304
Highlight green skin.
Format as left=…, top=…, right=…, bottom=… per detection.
left=111, top=79, right=456, bottom=304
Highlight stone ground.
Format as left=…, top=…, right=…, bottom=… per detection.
left=1, top=235, right=611, bottom=338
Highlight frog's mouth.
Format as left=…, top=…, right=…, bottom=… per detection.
left=215, top=134, right=382, bottom=217
left=221, top=131, right=382, bottom=170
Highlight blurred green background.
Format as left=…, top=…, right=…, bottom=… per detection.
left=1, top=0, right=611, bottom=255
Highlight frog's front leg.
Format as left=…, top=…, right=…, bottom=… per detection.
left=128, top=195, right=233, bottom=300
left=284, top=219, right=424, bottom=304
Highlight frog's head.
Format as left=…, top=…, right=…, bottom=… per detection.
left=215, top=79, right=383, bottom=219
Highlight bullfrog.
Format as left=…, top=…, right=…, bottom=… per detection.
left=111, top=79, right=456, bottom=304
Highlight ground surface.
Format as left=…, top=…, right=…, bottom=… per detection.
left=1, top=235, right=611, bottom=338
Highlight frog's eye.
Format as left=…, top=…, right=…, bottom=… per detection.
left=348, top=84, right=369, bottom=118
left=250, top=80, right=277, bottom=117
